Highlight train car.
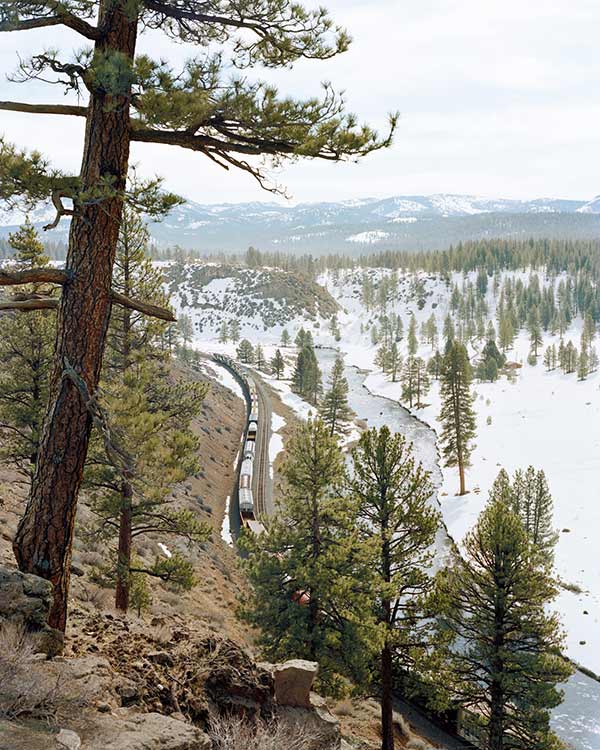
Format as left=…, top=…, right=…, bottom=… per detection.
left=243, top=439, right=256, bottom=460
left=239, top=487, right=254, bottom=518
left=240, top=457, right=253, bottom=481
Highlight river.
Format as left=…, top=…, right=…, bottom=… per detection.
left=316, top=348, right=600, bottom=750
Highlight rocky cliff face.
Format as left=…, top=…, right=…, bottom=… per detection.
left=0, top=564, right=341, bottom=750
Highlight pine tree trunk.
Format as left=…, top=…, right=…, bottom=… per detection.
left=489, top=680, right=504, bottom=750
left=459, top=460, right=466, bottom=496
left=380, top=642, right=395, bottom=750
left=115, top=480, right=133, bottom=612
left=13, top=0, right=138, bottom=632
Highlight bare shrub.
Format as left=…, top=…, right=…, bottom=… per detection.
left=0, top=621, right=72, bottom=723
left=209, top=715, right=331, bottom=750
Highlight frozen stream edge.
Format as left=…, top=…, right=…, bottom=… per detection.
left=315, top=348, right=600, bottom=750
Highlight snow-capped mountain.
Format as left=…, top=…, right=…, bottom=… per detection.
left=2, top=193, right=600, bottom=253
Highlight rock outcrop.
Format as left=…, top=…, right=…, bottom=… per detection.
left=272, top=659, right=319, bottom=708
left=0, top=564, right=64, bottom=655
left=0, top=714, right=211, bottom=750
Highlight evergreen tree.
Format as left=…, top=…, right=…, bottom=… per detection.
left=0, top=220, right=54, bottom=476
left=395, top=315, right=404, bottom=342
left=577, top=345, right=589, bottom=380
left=229, top=319, right=241, bottom=343
left=242, top=419, right=372, bottom=694
left=563, top=341, right=578, bottom=374
left=498, top=313, right=514, bottom=352
left=319, top=355, right=353, bottom=436
left=281, top=328, right=291, bottom=347
left=329, top=314, right=341, bottom=341
left=177, top=313, right=194, bottom=353
left=424, top=313, right=438, bottom=349
left=388, top=342, right=402, bottom=382
left=350, top=427, right=439, bottom=750
left=86, top=208, right=210, bottom=611
left=270, top=349, right=285, bottom=379
left=236, top=339, right=255, bottom=364
left=436, top=500, right=572, bottom=750
left=375, top=341, right=391, bottom=372
left=295, top=327, right=308, bottom=348
left=218, top=321, right=229, bottom=343
left=439, top=342, right=476, bottom=496
left=443, top=314, right=455, bottom=350
left=362, top=275, right=375, bottom=311
left=401, top=357, right=430, bottom=408
left=255, top=343, right=268, bottom=372
left=583, top=311, right=596, bottom=344
left=427, top=350, right=443, bottom=380
left=292, top=342, right=322, bottom=405
left=510, top=467, right=559, bottom=562
left=528, top=306, right=543, bottom=357
left=476, top=339, right=505, bottom=382
left=407, top=314, right=418, bottom=356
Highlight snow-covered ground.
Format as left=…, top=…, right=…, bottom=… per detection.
left=183, top=265, right=600, bottom=675
left=220, top=496, right=233, bottom=546
left=365, top=336, right=600, bottom=672
left=195, top=358, right=245, bottom=400
left=268, top=412, right=286, bottom=478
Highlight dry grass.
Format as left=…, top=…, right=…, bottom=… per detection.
left=0, top=621, right=73, bottom=723
left=209, top=715, right=332, bottom=750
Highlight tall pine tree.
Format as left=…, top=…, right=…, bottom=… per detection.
left=350, top=427, right=439, bottom=750
left=319, top=354, right=353, bottom=436
left=85, top=207, right=210, bottom=612
left=0, top=220, right=54, bottom=476
left=242, top=419, right=373, bottom=694
left=436, top=500, right=572, bottom=750
left=439, top=342, right=476, bottom=495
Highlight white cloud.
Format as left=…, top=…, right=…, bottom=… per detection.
left=1, top=0, right=599, bottom=203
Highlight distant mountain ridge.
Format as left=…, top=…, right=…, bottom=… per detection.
left=2, top=193, right=600, bottom=254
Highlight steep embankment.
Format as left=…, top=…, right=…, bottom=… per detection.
left=164, top=262, right=338, bottom=341
left=0, top=360, right=249, bottom=645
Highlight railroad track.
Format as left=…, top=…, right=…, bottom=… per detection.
left=250, top=374, right=272, bottom=519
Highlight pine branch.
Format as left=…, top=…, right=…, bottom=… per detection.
left=0, top=267, right=70, bottom=286
left=0, top=13, right=100, bottom=39
left=111, top=291, right=176, bottom=322
left=0, top=296, right=58, bottom=312
left=0, top=270, right=175, bottom=321
left=0, top=100, right=87, bottom=117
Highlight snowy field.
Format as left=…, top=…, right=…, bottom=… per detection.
left=185, top=266, right=600, bottom=674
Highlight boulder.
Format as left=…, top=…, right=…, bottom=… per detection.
left=56, top=728, right=82, bottom=750
left=0, top=712, right=211, bottom=750
left=272, top=659, right=318, bottom=708
left=84, top=710, right=211, bottom=750
left=42, top=655, right=120, bottom=709
left=0, top=564, right=64, bottom=656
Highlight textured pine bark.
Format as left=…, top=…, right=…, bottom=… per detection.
left=13, top=0, right=138, bottom=632
left=380, top=643, right=395, bottom=750
left=115, top=480, right=133, bottom=612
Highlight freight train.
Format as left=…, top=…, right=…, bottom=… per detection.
left=213, top=353, right=263, bottom=533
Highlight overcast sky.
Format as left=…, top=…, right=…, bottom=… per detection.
left=1, top=0, right=599, bottom=205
